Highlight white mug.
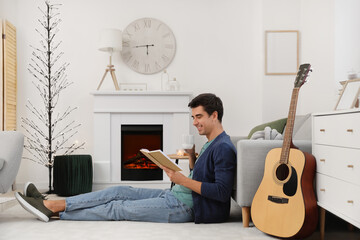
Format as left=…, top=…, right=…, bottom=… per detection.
left=182, top=134, right=194, bottom=149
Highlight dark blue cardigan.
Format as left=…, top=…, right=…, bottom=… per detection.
left=192, top=131, right=237, bottom=223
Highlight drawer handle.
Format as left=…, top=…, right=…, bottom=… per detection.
left=347, top=200, right=354, bottom=204
left=347, top=165, right=354, bottom=168
left=320, top=159, right=326, bottom=162
left=347, top=129, right=354, bottom=133
left=320, top=129, right=326, bottom=132
left=320, top=189, right=326, bottom=192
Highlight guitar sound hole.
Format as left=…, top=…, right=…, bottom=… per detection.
left=276, top=164, right=289, bottom=181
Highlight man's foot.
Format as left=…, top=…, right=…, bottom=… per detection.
left=23, top=182, right=46, bottom=199
left=15, top=192, right=53, bottom=222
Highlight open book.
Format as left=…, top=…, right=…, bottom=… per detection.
left=140, top=149, right=183, bottom=171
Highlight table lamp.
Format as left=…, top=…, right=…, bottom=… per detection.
left=97, top=28, right=122, bottom=90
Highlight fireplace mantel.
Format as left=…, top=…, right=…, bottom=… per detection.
left=92, top=91, right=192, bottom=113
left=91, top=91, right=193, bottom=190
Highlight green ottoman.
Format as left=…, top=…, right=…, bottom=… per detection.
left=53, top=155, right=93, bottom=196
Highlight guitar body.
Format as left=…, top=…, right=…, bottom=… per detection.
left=251, top=148, right=318, bottom=238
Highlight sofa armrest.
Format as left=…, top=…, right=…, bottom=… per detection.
left=234, top=139, right=311, bottom=207
left=230, top=136, right=247, bottom=147
left=0, top=131, right=24, bottom=193
left=0, top=159, right=4, bottom=170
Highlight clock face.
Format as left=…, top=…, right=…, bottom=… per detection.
left=121, top=18, right=176, bottom=74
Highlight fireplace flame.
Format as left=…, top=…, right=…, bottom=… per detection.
left=123, top=153, right=159, bottom=169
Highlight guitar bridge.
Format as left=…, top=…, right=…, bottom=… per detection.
left=268, top=195, right=289, bottom=204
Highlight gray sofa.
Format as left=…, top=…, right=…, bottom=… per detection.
left=0, top=131, right=24, bottom=193
left=231, top=115, right=312, bottom=227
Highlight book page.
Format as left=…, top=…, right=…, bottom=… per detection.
left=139, top=149, right=162, bottom=168
left=140, top=149, right=182, bottom=171
left=149, top=150, right=182, bottom=171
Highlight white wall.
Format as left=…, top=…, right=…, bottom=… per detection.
left=299, top=0, right=338, bottom=114
left=0, top=0, right=17, bottom=24
left=262, top=0, right=302, bottom=122
left=1, top=0, right=358, bottom=187
left=263, top=0, right=359, bottom=117
left=334, top=0, right=360, bottom=82
left=261, top=0, right=337, bottom=122
left=1, top=0, right=263, bottom=187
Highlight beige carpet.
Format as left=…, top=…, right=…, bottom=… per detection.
left=0, top=194, right=359, bottom=240
left=0, top=195, right=276, bottom=240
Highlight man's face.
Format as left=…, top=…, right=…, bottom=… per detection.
left=191, top=106, right=217, bottom=136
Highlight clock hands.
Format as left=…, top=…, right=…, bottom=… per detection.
left=134, top=44, right=154, bottom=55
left=135, top=44, right=154, bottom=48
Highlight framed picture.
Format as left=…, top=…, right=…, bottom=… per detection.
left=265, top=30, right=299, bottom=75
left=334, top=79, right=360, bottom=110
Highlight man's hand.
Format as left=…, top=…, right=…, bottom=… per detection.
left=184, top=144, right=195, bottom=155
left=159, top=165, right=202, bottom=195
left=159, top=165, right=187, bottom=185
left=184, top=144, right=196, bottom=169
left=184, top=145, right=196, bottom=169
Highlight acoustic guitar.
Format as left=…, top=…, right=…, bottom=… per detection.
left=251, top=64, right=318, bottom=239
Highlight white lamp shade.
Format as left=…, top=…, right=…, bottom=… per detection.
left=98, top=28, right=122, bottom=52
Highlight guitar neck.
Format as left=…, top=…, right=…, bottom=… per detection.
left=280, top=87, right=300, bottom=164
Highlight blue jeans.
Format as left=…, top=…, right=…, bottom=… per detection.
left=59, top=186, right=194, bottom=222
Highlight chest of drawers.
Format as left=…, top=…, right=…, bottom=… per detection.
left=312, top=109, right=360, bottom=237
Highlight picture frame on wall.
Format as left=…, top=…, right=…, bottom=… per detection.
left=334, top=79, right=360, bottom=110
left=265, top=30, right=299, bottom=75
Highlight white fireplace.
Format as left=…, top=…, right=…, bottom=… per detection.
left=91, top=91, right=193, bottom=189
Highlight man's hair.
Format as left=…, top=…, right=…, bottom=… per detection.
left=188, top=93, right=223, bottom=123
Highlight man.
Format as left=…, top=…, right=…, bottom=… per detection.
left=15, top=93, right=236, bottom=223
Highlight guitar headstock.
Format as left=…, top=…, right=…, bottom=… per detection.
left=294, top=63, right=312, bottom=88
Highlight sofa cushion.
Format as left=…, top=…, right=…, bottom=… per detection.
left=250, top=126, right=283, bottom=140
left=0, top=159, right=4, bottom=170
left=247, top=118, right=287, bottom=139
left=281, top=114, right=312, bottom=140
left=293, top=113, right=312, bottom=140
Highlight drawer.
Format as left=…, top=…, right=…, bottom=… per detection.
left=317, top=173, right=360, bottom=222
left=313, top=113, right=360, bottom=148
left=313, top=144, right=360, bottom=185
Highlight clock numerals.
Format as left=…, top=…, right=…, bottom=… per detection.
left=122, top=52, right=133, bottom=63
left=162, top=32, right=171, bottom=39
left=132, top=60, right=140, bottom=70
left=156, top=23, right=162, bottom=31
left=133, top=23, right=140, bottom=32
left=154, top=61, right=162, bottom=71
left=161, top=55, right=170, bottom=63
left=144, top=19, right=151, bottom=28
left=164, top=44, right=174, bottom=49
left=144, top=64, right=151, bottom=73
left=125, top=30, right=133, bottom=39
left=123, top=41, right=130, bottom=48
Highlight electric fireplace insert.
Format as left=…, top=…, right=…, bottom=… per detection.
left=121, top=125, right=163, bottom=181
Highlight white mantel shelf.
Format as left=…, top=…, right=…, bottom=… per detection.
left=91, top=91, right=193, bottom=113
left=92, top=90, right=193, bottom=190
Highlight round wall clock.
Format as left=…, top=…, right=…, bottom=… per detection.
left=121, top=18, right=176, bottom=74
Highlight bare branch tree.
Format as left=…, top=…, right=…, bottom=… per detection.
left=21, top=0, right=85, bottom=193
